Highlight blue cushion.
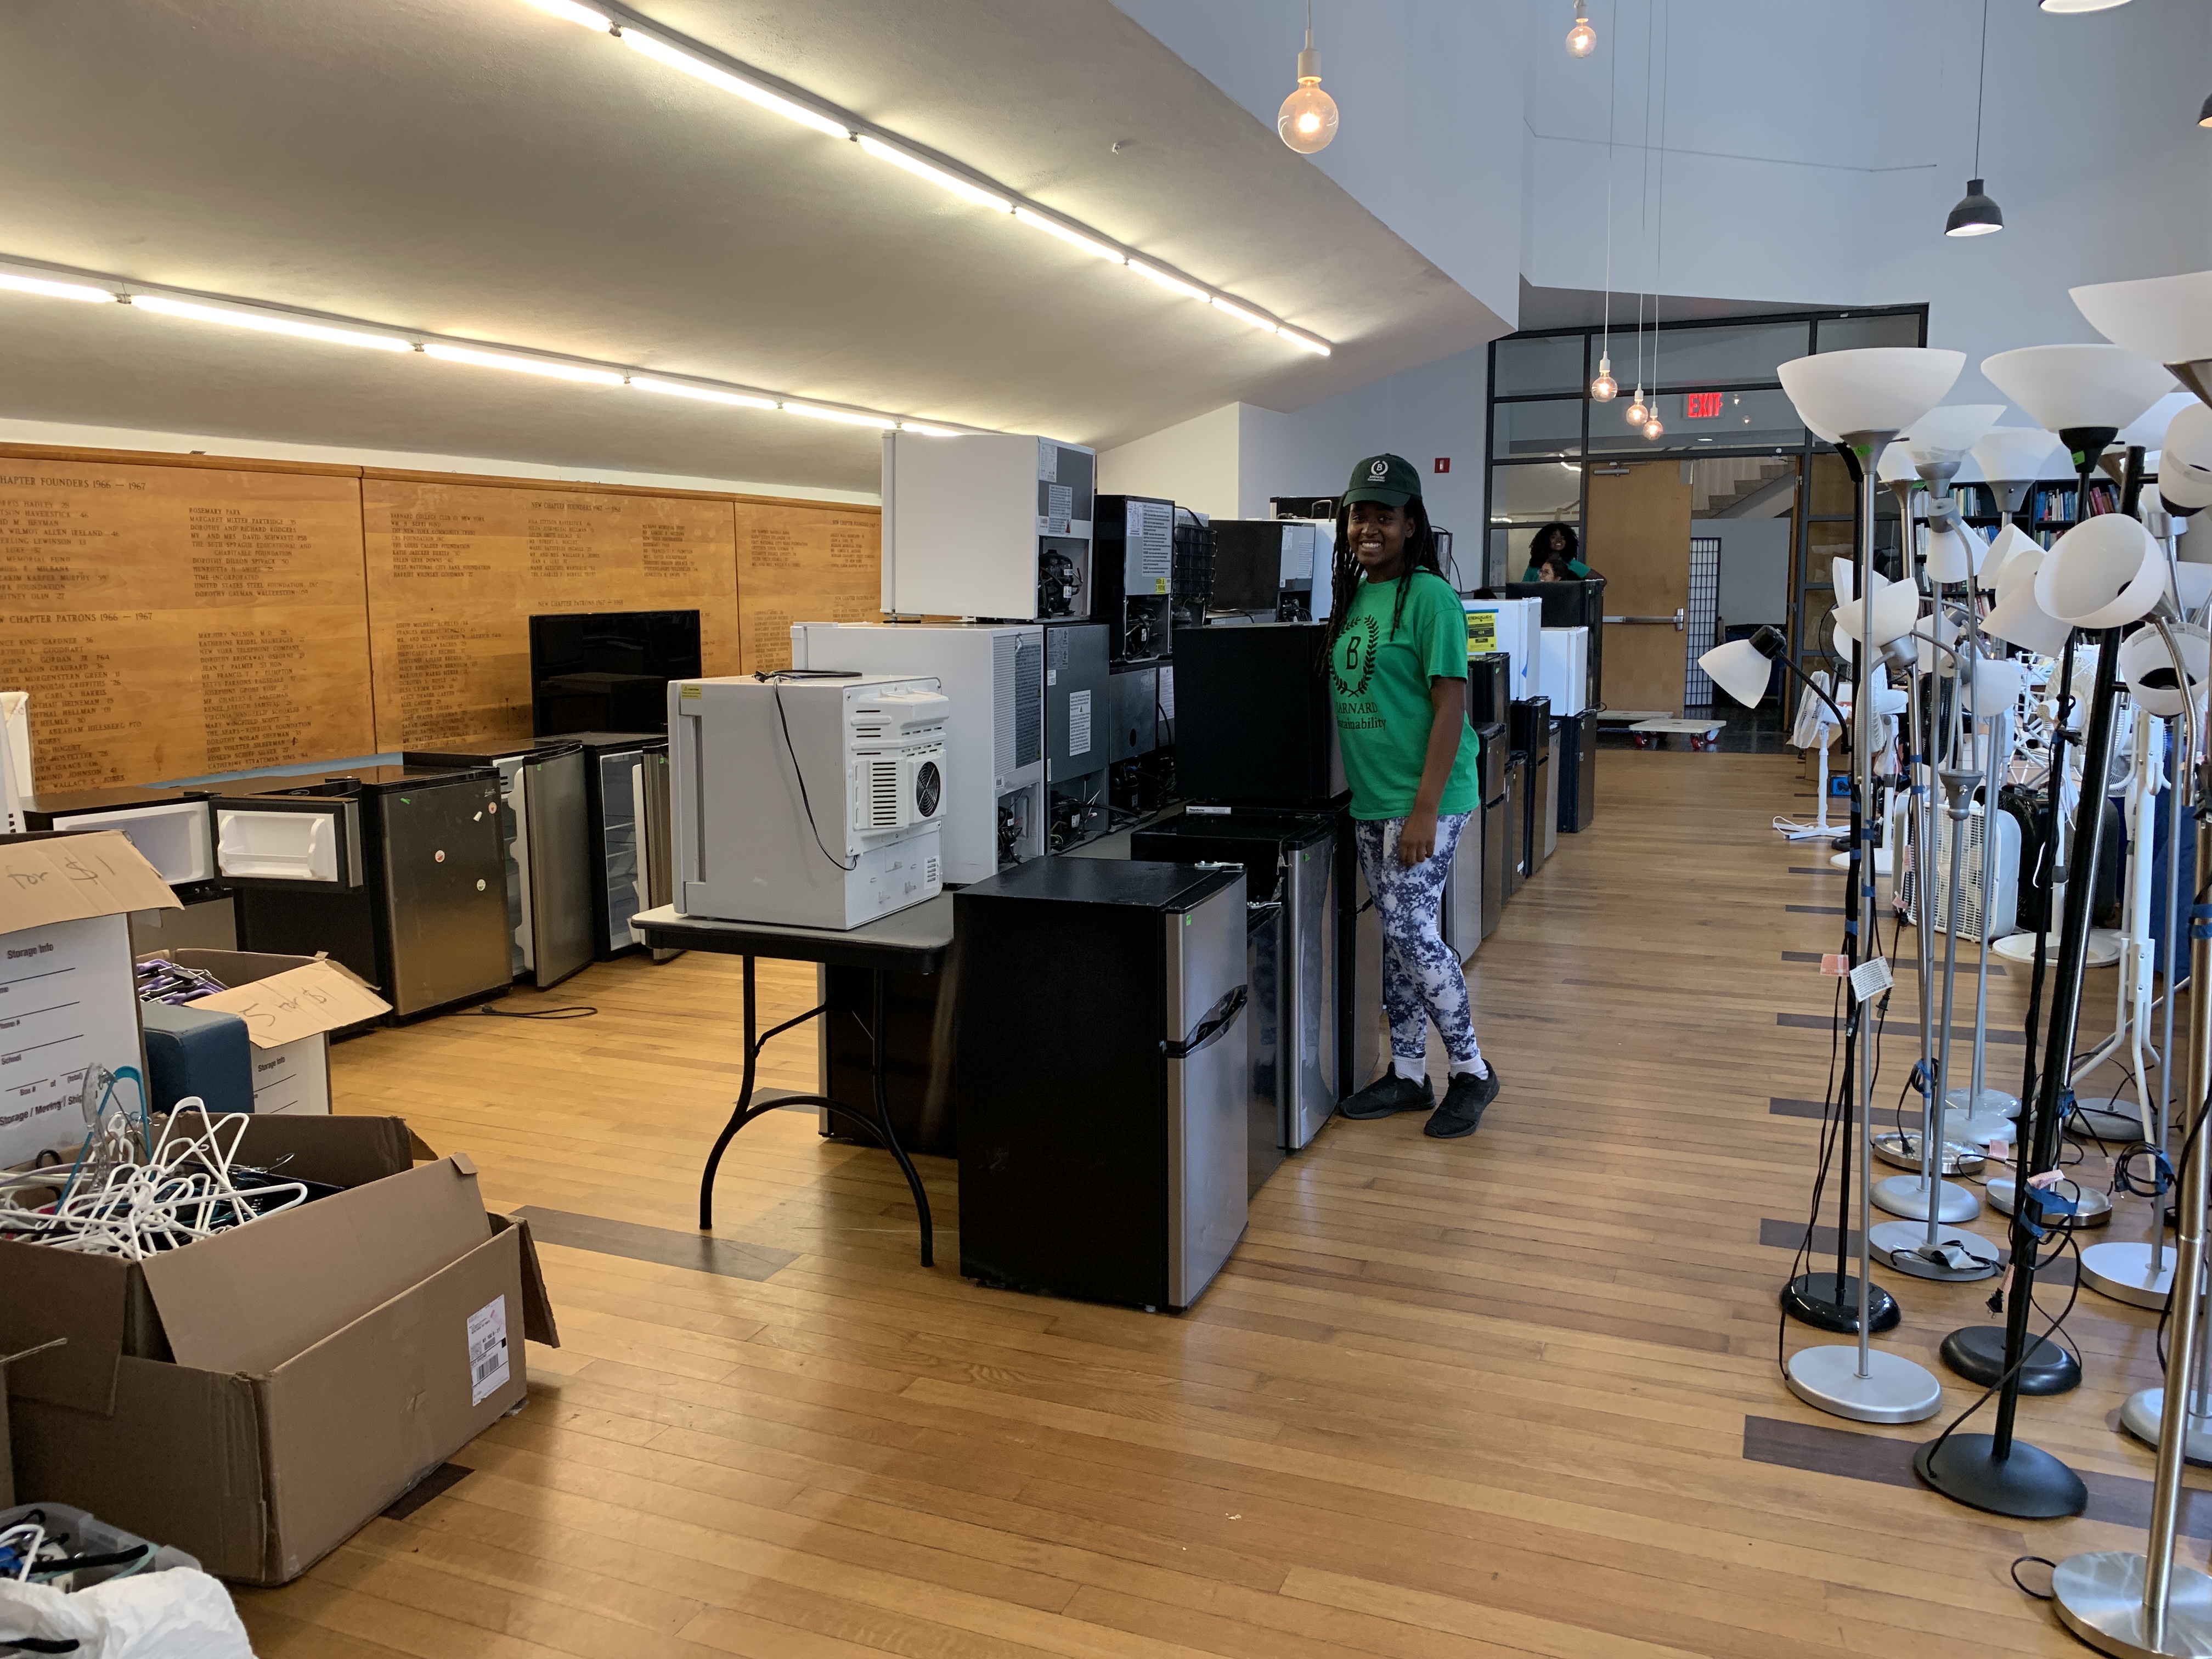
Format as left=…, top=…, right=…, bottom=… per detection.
left=140, top=1002, right=255, bottom=1117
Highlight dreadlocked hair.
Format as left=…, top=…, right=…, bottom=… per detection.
left=1320, top=497, right=1445, bottom=664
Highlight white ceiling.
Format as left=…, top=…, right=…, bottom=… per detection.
left=0, top=0, right=1509, bottom=493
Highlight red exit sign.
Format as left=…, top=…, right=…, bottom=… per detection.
left=1685, top=392, right=1725, bottom=419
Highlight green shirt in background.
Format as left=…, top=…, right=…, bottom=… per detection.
left=1327, top=569, right=1481, bottom=822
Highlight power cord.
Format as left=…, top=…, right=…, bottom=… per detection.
left=477, top=1003, right=597, bottom=1020
left=757, top=673, right=857, bottom=872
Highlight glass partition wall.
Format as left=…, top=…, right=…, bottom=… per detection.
left=1485, top=306, right=1926, bottom=715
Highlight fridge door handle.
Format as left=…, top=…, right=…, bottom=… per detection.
left=1163, top=984, right=1247, bottom=1059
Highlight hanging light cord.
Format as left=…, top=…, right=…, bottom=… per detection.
left=1972, top=0, right=1989, bottom=178
left=1651, top=0, right=1671, bottom=406
left=1600, top=4, right=1617, bottom=359
left=1635, top=0, right=1656, bottom=395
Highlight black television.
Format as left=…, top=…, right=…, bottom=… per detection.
left=529, top=610, right=702, bottom=736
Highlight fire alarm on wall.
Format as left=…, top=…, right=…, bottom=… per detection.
left=1433, top=458, right=1451, bottom=473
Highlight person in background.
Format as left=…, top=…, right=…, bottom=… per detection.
left=1323, top=453, right=1498, bottom=1139
left=1522, top=521, right=1596, bottom=582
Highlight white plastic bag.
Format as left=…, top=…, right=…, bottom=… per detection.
left=0, top=1568, right=254, bottom=1657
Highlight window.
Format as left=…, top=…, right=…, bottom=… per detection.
left=1493, top=334, right=1587, bottom=396
left=1491, top=397, right=1583, bottom=460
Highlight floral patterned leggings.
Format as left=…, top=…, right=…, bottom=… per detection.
left=1353, top=813, right=1484, bottom=1074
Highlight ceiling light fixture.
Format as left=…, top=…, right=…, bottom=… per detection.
left=0, top=272, right=115, bottom=304
left=511, top=0, right=1333, bottom=357
left=1209, top=297, right=1279, bottom=335
left=2039, top=0, right=2130, bottom=10
left=618, top=29, right=850, bottom=139
left=1644, top=417, right=1664, bottom=439
left=1566, top=0, right=1598, bottom=58
left=1011, top=207, right=1126, bottom=263
left=421, top=343, right=627, bottom=384
left=0, top=255, right=983, bottom=435
left=1277, top=0, right=1339, bottom=155
left=1945, top=2, right=2003, bottom=237
left=629, top=375, right=777, bottom=409
left=129, top=294, right=412, bottom=351
left=855, top=136, right=1012, bottom=213
left=781, top=402, right=897, bottom=428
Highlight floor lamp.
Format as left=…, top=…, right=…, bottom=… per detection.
left=1912, top=342, right=2176, bottom=1516
left=2034, top=269, right=2212, bottom=1658
left=1767, top=345, right=1963, bottom=1424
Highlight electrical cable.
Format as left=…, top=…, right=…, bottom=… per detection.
left=757, top=673, right=858, bottom=872
left=477, top=1003, right=598, bottom=1020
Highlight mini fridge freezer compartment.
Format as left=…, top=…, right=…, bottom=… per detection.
left=46, top=800, right=214, bottom=887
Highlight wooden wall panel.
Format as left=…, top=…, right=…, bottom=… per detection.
left=734, top=501, right=883, bottom=673
left=362, top=478, right=740, bottom=751
left=0, top=459, right=373, bottom=789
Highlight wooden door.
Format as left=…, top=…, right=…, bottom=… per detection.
left=1585, top=460, right=1693, bottom=715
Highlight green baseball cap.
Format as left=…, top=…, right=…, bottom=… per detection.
left=1342, top=452, right=1423, bottom=507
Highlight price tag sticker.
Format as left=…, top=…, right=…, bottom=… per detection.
left=1848, top=956, right=1894, bottom=1003
left=1820, top=953, right=1849, bottom=976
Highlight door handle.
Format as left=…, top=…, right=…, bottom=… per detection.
left=1604, top=610, right=1687, bottom=631
left=1163, top=985, right=1248, bottom=1059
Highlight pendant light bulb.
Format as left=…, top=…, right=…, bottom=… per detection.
left=1277, top=16, right=1338, bottom=155
left=1566, top=0, right=1597, bottom=57
left=1625, top=387, right=1648, bottom=426
left=1590, top=356, right=1617, bottom=400
left=1945, top=177, right=2004, bottom=236
left=1644, top=417, right=1664, bottom=440
left=2198, top=91, right=2212, bottom=129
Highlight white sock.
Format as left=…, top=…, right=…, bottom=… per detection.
left=1392, top=1056, right=1427, bottom=1082
left=1452, top=1060, right=1489, bottom=1080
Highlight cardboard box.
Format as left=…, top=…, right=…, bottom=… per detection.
left=137, top=949, right=393, bottom=1116
left=0, top=1114, right=559, bottom=1583
left=0, top=832, right=179, bottom=1169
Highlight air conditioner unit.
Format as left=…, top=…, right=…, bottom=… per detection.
left=1899, top=802, right=2021, bottom=939
left=671, top=674, right=947, bottom=930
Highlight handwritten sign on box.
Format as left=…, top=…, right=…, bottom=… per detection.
left=189, top=959, right=391, bottom=1048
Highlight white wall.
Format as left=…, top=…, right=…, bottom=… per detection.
left=1094, top=403, right=1243, bottom=520
left=1109, top=0, right=1528, bottom=328
left=1521, top=0, right=2212, bottom=404
left=0, top=414, right=880, bottom=504
left=1706, top=518, right=1792, bottom=629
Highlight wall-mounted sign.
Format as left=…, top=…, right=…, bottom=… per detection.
left=1684, top=392, right=1725, bottom=420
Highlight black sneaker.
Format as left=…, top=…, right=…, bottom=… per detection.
left=1339, top=1071, right=1437, bottom=1120
left=1424, top=1065, right=1500, bottom=1138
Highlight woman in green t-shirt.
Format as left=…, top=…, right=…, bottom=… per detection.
left=1324, top=454, right=1496, bottom=1139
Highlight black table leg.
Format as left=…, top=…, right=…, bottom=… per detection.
left=696, top=957, right=935, bottom=1268
left=867, top=967, right=935, bottom=1267
left=698, top=956, right=760, bottom=1232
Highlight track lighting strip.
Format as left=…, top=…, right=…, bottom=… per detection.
left=0, top=256, right=988, bottom=436
left=516, top=0, right=1334, bottom=357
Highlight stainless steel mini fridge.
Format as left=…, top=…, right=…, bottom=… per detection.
left=550, top=732, right=675, bottom=961
left=405, top=743, right=595, bottom=989
left=954, top=859, right=1249, bottom=1311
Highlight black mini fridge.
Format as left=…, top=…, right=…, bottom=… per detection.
left=1500, top=754, right=1526, bottom=901
left=549, top=732, right=675, bottom=961
left=1511, top=698, right=1551, bottom=879
left=1171, top=623, right=1344, bottom=809
left=405, top=743, right=596, bottom=989
left=1475, top=723, right=1508, bottom=939
left=1555, top=709, right=1598, bottom=832
left=212, top=765, right=511, bottom=1019
left=955, top=859, right=1250, bottom=1311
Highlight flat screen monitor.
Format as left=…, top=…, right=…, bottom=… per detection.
left=1209, top=521, right=1288, bottom=615
left=529, top=610, right=702, bottom=736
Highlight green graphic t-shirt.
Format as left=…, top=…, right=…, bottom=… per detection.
left=1327, top=569, right=1481, bottom=822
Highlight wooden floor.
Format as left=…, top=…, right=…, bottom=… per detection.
left=235, top=744, right=2196, bottom=1659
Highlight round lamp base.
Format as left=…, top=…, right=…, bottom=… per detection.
left=1987, top=1176, right=2113, bottom=1226
left=1783, top=1272, right=1900, bottom=1334
left=1940, top=1323, right=2081, bottom=1393
left=2052, top=1550, right=2212, bottom=1659
left=1870, top=1173, right=1981, bottom=1222
left=1869, top=1218, right=2002, bottom=1281
left=1785, top=1344, right=1942, bottom=1424
left=2118, top=1388, right=2212, bottom=1464
left=1945, top=1084, right=2020, bottom=1120
left=2069, top=1103, right=2153, bottom=1144
left=2079, top=1241, right=2175, bottom=1310
left=1873, top=1131, right=1987, bottom=1176
left=1914, top=1432, right=2087, bottom=1518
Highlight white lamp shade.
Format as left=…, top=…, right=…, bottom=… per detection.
left=1982, top=344, right=2177, bottom=432
left=1925, top=519, right=1986, bottom=583
left=1980, top=522, right=2039, bottom=592
left=2117, top=623, right=2211, bottom=719
left=2177, top=563, right=2212, bottom=612
left=1964, top=655, right=2028, bottom=718
left=2120, top=390, right=2198, bottom=452
left=2071, top=270, right=2212, bottom=369
left=1835, top=573, right=1921, bottom=645
left=2163, top=464, right=2212, bottom=513
left=1804, top=415, right=1843, bottom=446
left=1697, top=638, right=1773, bottom=709
left=1972, top=426, right=2062, bottom=485
left=1905, top=404, right=2005, bottom=466
left=1985, top=556, right=2073, bottom=654
left=1779, top=349, right=1965, bottom=442
left=1875, top=444, right=1917, bottom=483
left=2034, top=514, right=2168, bottom=627
left=1831, top=556, right=1855, bottom=603
left=1831, top=614, right=1854, bottom=661
left=2166, top=403, right=2212, bottom=477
